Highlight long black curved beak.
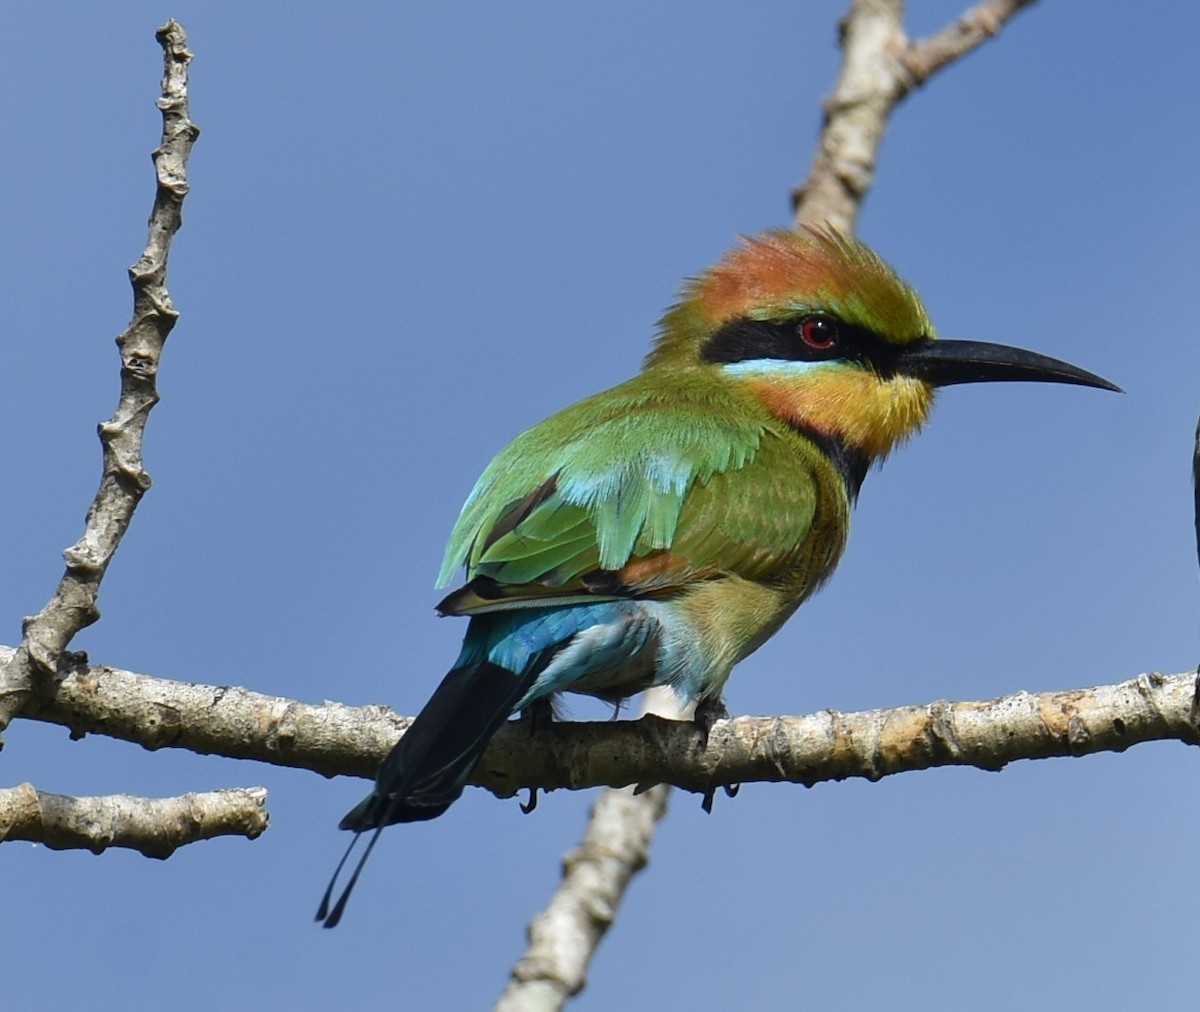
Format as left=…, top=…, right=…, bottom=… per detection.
left=899, top=338, right=1121, bottom=392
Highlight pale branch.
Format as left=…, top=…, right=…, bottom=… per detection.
left=485, top=672, right=1200, bottom=798
left=0, top=783, right=268, bottom=858
left=792, top=0, right=1034, bottom=233
left=0, top=20, right=197, bottom=733
left=495, top=784, right=671, bottom=1012
left=10, top=648, right=1198, bottom=801
left=793, top=0, right=906, bottom=232
left=497, top=687, right=682, bottom=1012
left=6, top=647, right=402, bottom=781
left=901, top=0, right=1038, bottom=87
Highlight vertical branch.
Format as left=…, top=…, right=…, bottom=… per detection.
left=0, top=21, right=197, bottom=732
left=792, top=0, right=906, bottom=232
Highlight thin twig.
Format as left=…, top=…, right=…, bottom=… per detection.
left=0, top=783, right=267, bottom=858
left=0, top=20, right=197, bottom=733
left=793, top=0, right=1034, bottom=233
left=901, top=0, right=1038, bottom=87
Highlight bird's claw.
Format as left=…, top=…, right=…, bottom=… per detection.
left=700, top=782, right=740, bottom=813
left=694, top=696, right=731, bottom=747
left=520, top=787, right=539, bottom=814
left=518, top=698, right=557, bottom=736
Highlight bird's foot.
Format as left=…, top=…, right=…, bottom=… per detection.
left=519, top=787, right=539, bottom=814
left=693, top=695, right=731, bottom=746
left=518, top=697, right=557, bottom=736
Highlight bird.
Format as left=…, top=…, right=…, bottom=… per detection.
left=317, top=226, right=1118, bottom=927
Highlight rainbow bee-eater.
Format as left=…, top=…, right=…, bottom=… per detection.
left=318, top=227, right=1118, bottom=927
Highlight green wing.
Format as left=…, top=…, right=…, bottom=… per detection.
left=436, top=372, right=839, bottom=613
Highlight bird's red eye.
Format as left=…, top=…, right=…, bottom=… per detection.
left=799, top=316, right=838, bottom=350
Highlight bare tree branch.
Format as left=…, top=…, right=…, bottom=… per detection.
left=793, top=0, right=1034, bottom=233
left=0, top=783, right=267, bottom=858
left=11, top=647, right=1198, bottom=807
left=11, top=646, right=400, bottom=780
left=901, top=0, right=1038, bottom=87
left=495, top=672, right=1200, bottom=795
left=0, top=20, right=197, bottom=733
left=496, top=785, right=670, bottom=1011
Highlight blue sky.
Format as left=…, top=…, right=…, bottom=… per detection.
left=3, top=3, right=1199, bottom=1008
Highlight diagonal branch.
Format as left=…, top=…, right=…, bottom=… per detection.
left=901, top=0, right=1038, bottom=87
left=0, top=783, right=268, bottom=858
left=793, top=0, right=1034, bottom=233
left=0, top=20, right=198, bottom=733
left=496, top=784, right=671, bottom=1010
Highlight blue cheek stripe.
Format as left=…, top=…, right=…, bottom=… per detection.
left=721, top=359, right=840, bottom=378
